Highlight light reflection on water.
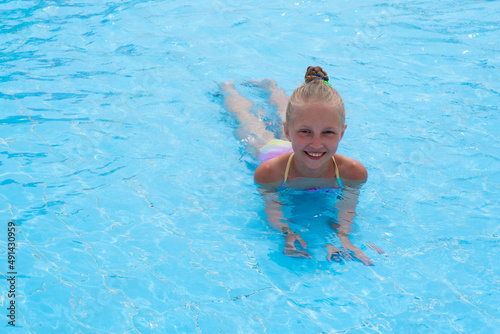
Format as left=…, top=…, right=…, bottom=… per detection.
left=0, top=0, right=498, bottom=332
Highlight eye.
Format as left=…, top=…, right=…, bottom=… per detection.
left=324, top=130, right=336, bottom=135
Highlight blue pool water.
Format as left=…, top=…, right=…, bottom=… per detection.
left=1, top=0, right=499, bottom=332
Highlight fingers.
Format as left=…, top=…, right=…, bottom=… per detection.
left=284, top=247, right=311, bottom=258
left=326, top=244, right=360, bottom=263
left=296, top=235, right=307, bottom=249
left=354, top=251, right=374, bottom=265
left=285, top=233, right=306, bottom=249
left=346, top=245, right=374, bottom=266
left=284, top=237, right=375, bottom=264
left=342, top=243, right=361, bottom=255
left=342, top=251, right=353, bottom=261
left=285, top=234, right=296, bottom=246
left=326, top=244, right=342, bottom=263
left=367, top=241, right=384, bottom=254
left=284, top=234, right=310, bottom=258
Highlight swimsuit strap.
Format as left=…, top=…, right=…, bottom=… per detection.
left=332, top=155, right=345, bottom=189
left=281, top=153, right=345, bottom=189
left=282, top=153, right=294, bottom=186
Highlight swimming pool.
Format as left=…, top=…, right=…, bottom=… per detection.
left=1, top=0, right=498, bottom=332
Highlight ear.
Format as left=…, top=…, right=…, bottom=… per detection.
left=284, top=122, right=291, bottom=141
left=339, top=124, right=347, bottom=141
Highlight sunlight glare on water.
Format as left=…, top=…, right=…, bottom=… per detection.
left=0, top=0, right=498, bottom=332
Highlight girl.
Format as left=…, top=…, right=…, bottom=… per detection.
left=222, top=66, right=380, bottom=265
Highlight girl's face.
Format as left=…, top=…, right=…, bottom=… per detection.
left=284, top=100, right=346, bottom=176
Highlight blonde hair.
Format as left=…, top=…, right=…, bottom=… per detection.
left=286, top=66, right=345, bottom=126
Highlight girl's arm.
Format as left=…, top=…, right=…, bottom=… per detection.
left=329, top=184, right=376, bottom=265
left=258, top=188, right=310, bottom=258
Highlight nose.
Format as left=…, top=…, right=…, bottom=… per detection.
left=310, top=134, right=323, bottom=149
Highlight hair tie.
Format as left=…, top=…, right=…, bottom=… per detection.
left=311, top=73, right=329, bottom=82
left=308, top=73, right=332, bottom=86
left=308, top=74, right=332, bottom=86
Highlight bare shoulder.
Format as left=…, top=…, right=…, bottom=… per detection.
left=254, top=153, right=291, bottom=186
left=335, top=154, right=368, bottom=181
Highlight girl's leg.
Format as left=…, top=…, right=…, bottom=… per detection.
left=246, top=79, right=289, bottom=139
left=221, top=82, right=275, bottom=152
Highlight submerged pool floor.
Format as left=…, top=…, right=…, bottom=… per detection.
left=0, top=0, right=499, bottom=333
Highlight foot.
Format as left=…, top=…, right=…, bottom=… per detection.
left=220, top=80, right=237, bottom=94
left=244, top=79, right=278, bottom=90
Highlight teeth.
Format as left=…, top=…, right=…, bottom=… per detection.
left=308, top=152, right=323, bottom=157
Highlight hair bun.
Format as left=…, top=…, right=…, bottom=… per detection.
left=305, top=66, right=329, bottom=84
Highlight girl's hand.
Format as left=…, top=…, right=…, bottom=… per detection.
left=327, top=243, right=373, bottom=265
left=326, top=244, right=348, bottom=262
left=338, top=235, right=374, bottom=266
left=284, top=233, right=311, bottom=258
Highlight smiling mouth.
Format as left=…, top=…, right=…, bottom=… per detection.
left=305, top=151, right=326, bottom=159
